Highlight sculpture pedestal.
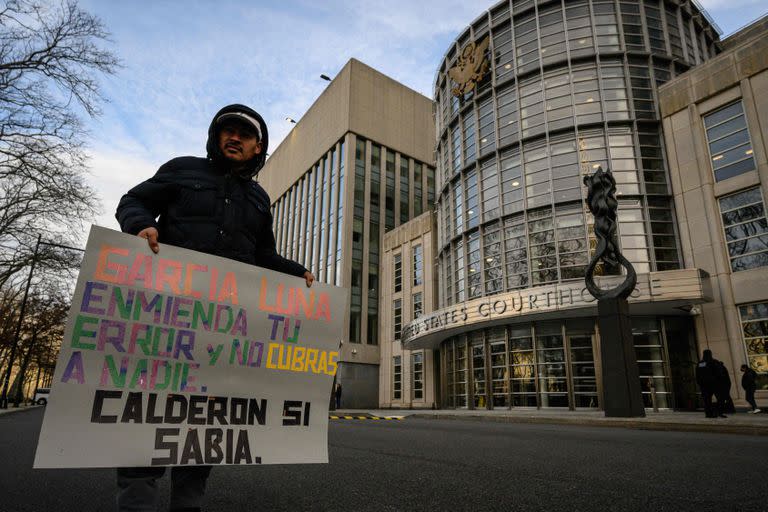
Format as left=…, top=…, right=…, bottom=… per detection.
left=598, top=298, right=646, bottom=417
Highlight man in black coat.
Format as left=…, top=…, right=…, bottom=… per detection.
left=115, top=104, right=313, bottom=512
left=741, top=364, right=761, bottom=414
left=715, top=359, right=736, bottom=414
left=696, top=349, right=726, bottom=418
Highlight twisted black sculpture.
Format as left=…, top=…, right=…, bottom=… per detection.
left=583, top=166, right=636, bottom=300
left=583, top=166, right=645, bottom=417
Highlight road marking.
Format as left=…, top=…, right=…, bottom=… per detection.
left=329, top=415, right=405, bottom=421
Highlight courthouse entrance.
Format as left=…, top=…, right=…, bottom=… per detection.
left=443, top=320, right=599, bottom=410
left=441, top=316, right=691, bottom=410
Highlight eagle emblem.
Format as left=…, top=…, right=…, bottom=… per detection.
left=448, top=35, right=490, bottom=97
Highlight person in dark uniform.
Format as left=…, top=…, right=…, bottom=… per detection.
left=741, top=364, right=761, bottom=414
left=696, top=349, right=726, bottom=418
left=715, top=359, right=735, bottom=414
left=115, top=104, right=314, bottom=512
left=335, top=382, right=342, bottom=409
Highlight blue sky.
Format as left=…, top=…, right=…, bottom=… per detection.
left=79, top=0, right=767, bottom=230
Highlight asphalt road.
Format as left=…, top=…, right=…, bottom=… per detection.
left=1, top=408, right=764, bottom=511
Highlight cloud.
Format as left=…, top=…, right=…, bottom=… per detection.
left=79, top=0, right=488, bottom=221
left=86, top=148, right=160, bottom=231
left=79, top=0, right=762, bottom=227
left=697, top=0, right=764, bottom=8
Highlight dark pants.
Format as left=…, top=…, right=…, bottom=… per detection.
left=117, top=466, right=212, bottom=512
left=702, top=389, right=721, bottom=417
left=745, top=388, right=757, bottom=410
left=718, top=393, right=735, bottom=414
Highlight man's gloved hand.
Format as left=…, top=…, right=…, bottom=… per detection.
left=137, top=227, right=160, bottom=254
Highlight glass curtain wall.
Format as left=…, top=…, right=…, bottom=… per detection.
left=272, top=139, right=345, bottom=284
left=335, top=140, right=345, bottom=287
left=345, top=135, right=436, bottom=345
left=434, top=0, right=719, bottom=310
left=271, top=133, right=435, bottom=345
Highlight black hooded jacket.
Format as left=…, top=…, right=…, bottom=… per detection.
left=741, top=367, right=757, bottom=392
left=115, top=104, right=307, bottom=277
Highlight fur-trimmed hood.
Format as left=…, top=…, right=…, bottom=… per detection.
left=206, top=103, right=269, bottom=179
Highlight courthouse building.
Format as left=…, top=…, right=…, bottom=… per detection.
left=396, top=0, right=725, bottom=411
left=659, top=15, right=768, bottom=397
left=264, top=1, right=767, bottom=411
left=259, top=59, right=436, bottom=408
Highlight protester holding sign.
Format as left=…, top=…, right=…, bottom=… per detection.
left=112, top=104, right=314, bottom=512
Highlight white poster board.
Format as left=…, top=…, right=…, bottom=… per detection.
left=34, top=226, right=346, bottom=468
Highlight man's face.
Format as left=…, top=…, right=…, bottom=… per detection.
left=218, top=120, right=262, bottom=164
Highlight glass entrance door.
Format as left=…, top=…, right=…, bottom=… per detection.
left=472, top=342, right=487, bottom=408
left=536, top=323, right=568, bottom=407
left=569, top=334, right=598, bottom=408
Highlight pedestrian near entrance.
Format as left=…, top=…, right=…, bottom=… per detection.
left=741, top=364, right=761, bottom=414
left=716, top=359, right=736, bottom=414
left=115, top=104, right=314, bottom=512
left=696, top=349, right=727, bottom=418
left=335, top=382, right=342, bottom=409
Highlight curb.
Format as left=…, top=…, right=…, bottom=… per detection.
left=408, top=413, right=768, bottom=436
left=0, top=405, right=43, bottom=417
left=329, top=415, right=404, bottom=421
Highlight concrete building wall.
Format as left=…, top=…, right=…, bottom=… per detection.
left=660, top=15, right=768, bottom=400
left=348, top=62, right=435, bottom=167
left=379, top=212, right=439, bottom=408
left=336, top=362, right=379, bottom=410
left=259, top=65, right=351, bottom=202
left=259, top=58, right=436, bottom=408
left=260, top=59, right=434, bottom=201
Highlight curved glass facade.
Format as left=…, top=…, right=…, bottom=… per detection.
left=433, top=0, right=719, bottom=408
left=436, top=0, right=719, bottom=308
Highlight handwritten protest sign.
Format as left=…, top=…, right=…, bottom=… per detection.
left=34, top=226, right=346, bottom=468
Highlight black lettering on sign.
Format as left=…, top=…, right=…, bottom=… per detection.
left=248, top=398, right=267, bottom=425
left=120, top=392, right=143, bottom=423
left=205, top=428, right=224, bottom=464
left=282, top=400, right=311, bottom=426
left=164, top=394, right=187, bottom=423
left=188, top=395, right=207, bottom=425
left=207, top=397, right=228, bottom=425
left=91, top=390, right=122, bottom=423
left=230, top=397, right=248, bottom=425
left=180, top=428, right=204, bottom=464
left=234, top=429, right=252, bottom=464
left=146, top=393, right=164, bottom=424
left=151, top=428, right=179, bottom=465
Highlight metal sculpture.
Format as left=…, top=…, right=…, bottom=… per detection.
left=583, top=166, right=645, bottom=418
left=583, top=166, right=637, bottom=300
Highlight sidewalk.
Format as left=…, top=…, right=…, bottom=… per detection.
left=0, top=403, right=42, bottom=416
left=331, top=408, right=768, bottom=436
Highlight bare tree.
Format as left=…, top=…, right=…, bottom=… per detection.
left=0, top=0, right=118, bottom=289
left=0, top=285, right=22, bottom=370
left=10, top=291, right=68, bottom=405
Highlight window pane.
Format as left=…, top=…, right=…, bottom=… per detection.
left=719, top=188, right=768, bottom=272
left=704, top=102, right=755, bottom=181
left=738, top=302, right=768, bottom=388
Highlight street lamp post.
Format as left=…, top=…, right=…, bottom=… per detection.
left=0, top=236, right=84, bottom=409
